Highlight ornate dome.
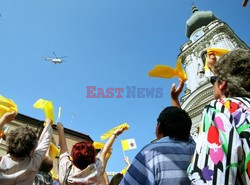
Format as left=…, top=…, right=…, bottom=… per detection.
left=186, top=5, right=218, bottom=38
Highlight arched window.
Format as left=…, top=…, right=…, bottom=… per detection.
left=201, top=51, right=207, bottom=66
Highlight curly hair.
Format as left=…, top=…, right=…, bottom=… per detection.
left=71, top=141, right=96, bottom=170
left=6, top=126, right=37, bottom=158
left=214, top=49, right=250, bottom=98
left=157, top=106, right=192, bottom=142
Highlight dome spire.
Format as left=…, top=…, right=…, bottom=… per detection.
left=192, top=3, right=198, bottom=13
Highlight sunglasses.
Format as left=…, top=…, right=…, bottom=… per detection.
left=210, top=76, right=218, bottom=85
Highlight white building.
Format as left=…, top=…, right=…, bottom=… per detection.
left=179, top=5, right=249, bottom=139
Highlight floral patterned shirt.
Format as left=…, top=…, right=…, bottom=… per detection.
left=188, top=97, right=250, bottom=185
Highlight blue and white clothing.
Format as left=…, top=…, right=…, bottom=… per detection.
left=121, top=136, right=196, bottom=185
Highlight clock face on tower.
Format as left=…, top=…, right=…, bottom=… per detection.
left=191, top=29, right=204, bottom=42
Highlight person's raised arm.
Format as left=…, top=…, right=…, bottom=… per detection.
left=0, top=111, right=16, bottom=130
left=100, top=127, right=126, bottom=160
left=0, top=112, right=17, bottom=140
left=171, top=78, right=184, bottom=108
left=124, top=156, right=131, bottom=168
left=57, top=123, right=68, bottom=154
left=98, top=148, right=112, bottom=185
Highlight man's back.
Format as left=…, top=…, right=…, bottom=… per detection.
left=121, top=136, right=195, bottom=185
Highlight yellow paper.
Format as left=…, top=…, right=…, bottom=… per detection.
left=121, top=138, right=137, bottom=151
left=148, top=58, right=187, bottom=82
left=204, top=48, right=230, bottom=71
left=93, top=142, right=105, bottom=149
left=100, top=123, right=129, bottom=140
left=120, top=166, right=129, bottom=175
left=148, top=65, right=177, bottom=78
left=49, top=142, right=60, bottom=159
left=207, top=48, right=230, bottom=56
left=50, top=170, right=58, bottom=180
left=33, top=99, right=55, bottom=124
left=0, top=95, right=18, bottom=117
left=175, top=58, right=187, bottom=81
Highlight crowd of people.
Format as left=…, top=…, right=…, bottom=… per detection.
left=0, top=48, right=249, bottom=185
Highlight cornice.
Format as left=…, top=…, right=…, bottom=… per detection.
left=181, top=82, right=214, bottom=118
left=15, top=113, right=93, bottom=142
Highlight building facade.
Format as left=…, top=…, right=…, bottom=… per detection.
left=179, top=5, right=249, bottom=139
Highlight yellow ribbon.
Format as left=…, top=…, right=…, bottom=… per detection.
left=120, top=166, right=129, bottom=175
left=49, top=142, right=60, bottom=159
left=148, top=58, right=187, bottom=82
left=33, top=99, right=55, bottom=124
left=204, top=48, right=230, bottom=71
left=93, top=141, right=105, bottom=150
left=0, top=95, right=18, bottom=117
left=100, top=123, right=129, bottom=140
left=50, top=170, right=58, bottom=180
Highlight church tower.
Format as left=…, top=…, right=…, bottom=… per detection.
left=179, top=5, right=249, bottom=139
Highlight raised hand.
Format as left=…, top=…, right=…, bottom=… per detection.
left=1, top=111, right=17, bottom=125
left=113, top=126, right=127, bottom=136
left=171, top=78, right=184, bottom=108
left=124, top=156, right=131, bottom=166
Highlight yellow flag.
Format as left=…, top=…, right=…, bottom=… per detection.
left=33, top=99, right=55, bottom=124
left=0, top=95, right=18, bottom=117
left=121, top=138, right=137, bottom=151
left=93, top=142, right=105, bottom=150
left=101, top=123, right=129, bottom=141
left=148, top=58, right=187, bottom=82
left=49, top=142, right=60, bottom=159
left=204, top=48, right=230, bottom=71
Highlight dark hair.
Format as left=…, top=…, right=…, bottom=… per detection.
left=7, top=126, right=37, bottom=158
left=39, top=156, right=53, bottom=172
left=71, top=141, right=96, bottom=170
left=109, top=173, right=124, bottom=185
left=214, top=49, right=250, bottom=98
left=157, top=106, right=192, bottom=142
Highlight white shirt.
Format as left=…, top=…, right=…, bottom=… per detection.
left=0, top=124, right=53, bottom=185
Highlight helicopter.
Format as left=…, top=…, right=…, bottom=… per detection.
left=44, top=52, right=67, bottom=64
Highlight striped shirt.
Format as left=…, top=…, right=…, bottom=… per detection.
left=121, top=136, right=196, bottom=185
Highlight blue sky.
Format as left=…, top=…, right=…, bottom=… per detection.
left=1, top=0, right=249, bottom=173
